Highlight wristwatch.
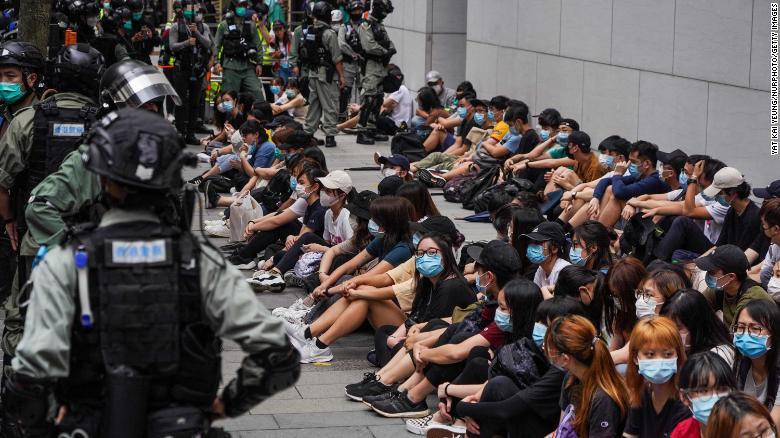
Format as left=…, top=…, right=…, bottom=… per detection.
left=688, top=177, right=698, bottom=185
left=571, top=190, right=578, bottom=199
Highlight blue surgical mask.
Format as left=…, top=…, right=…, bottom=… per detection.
left=532, top=322, right=547, bottom=348
left=473, top=113, right=485, bottom=125
left=412, top=232, right=421, bottom=247
left=637, top=357, right=677, bottom=384
left=599, top=154, right=614, bottom=169
left=270, top=85, right=281, bottom=95
left=475, top=272, right=490, bottom=293
left=132, top=11, right=142, bottom=21
left=0, top=82, right=26, bottom=105
left=526, top=243, right=547, bottom=265
left=368, top=219, right=384, bottom=238
left=539, top=129, right=550, bottom=141
left=734, top=333, right=769, bottom=358
left=183, top=9, right=194, bottom=19
left=123, top=20, right=133, bottom=30
left=556, top=132, right=569, bottom=146
left=690, top=393, right=727, bottom=424
left=628, top=162, right=640, bottom=178
left=286, top=89, right=297, bottom=99
left=509, top=126, right=519, bottom=136
left=487, top=111, right=495, bottom=122
left=705, top=273, right=720, bottom=290
left=494, top=308, right=512, bottom=332
left=416, top=254, right=444, bottom=278
left=679, top=172, right=689, bottom=186
left=289, top=175, right=297, bottom=190
left=218, top=100, right=234, bottom=113
left=104, top=2, right=112, bottom=8
left=456, top=107, right=467, bottom=118
left=569, top=247, right=588, bottom=266
left=236, top=6, right=247, bottom=17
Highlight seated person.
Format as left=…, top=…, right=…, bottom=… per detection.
left=506, top=116, right=577, bottom=179
left=410, top=86, right=443, bottom=130
left=376, top=154, right=413, bottom=181
left=521, top=222, right=570, bottom=299
left=747, top=181, right=780, bottom=269
left=199, top=90, right=246, bottom=148
left=539, top=131, right=604, bottom=196
left=757, top=198, right=780, bottom=294
left=338, top=65, right=411, bottom=137
left=271, top=77, right=307, bottom=121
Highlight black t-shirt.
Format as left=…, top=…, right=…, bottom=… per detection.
left=559, top=380, right=625, bottom=438
left=228, top=111, right=247, bottom=129
left=716, top=201, right=761, bottom=249
left=624, top=389, right=691, bottom=438
left=408, top=277, right=476, bottom=323
left=303, top=199, right=327, bottom=236
left=518, top=128, right=541, bottom=155
left=750, top=232, right=771, bottom=264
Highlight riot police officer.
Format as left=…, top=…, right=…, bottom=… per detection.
left=169, top=0, right=212, bottom=144
left=126, top=0, right=161, bottom=65
left=212, top=0, right=265, bottom=101
left=92, top=5, right=133, bottom=66
left=337, top=1, right=363, bottom=122
left=0, top=43, right=104, bottom=396
left=299, top=1, right=345, bottom=148
left=3, top=108, right=300, bottom=436
left=355, top=0, right=395, bottom=145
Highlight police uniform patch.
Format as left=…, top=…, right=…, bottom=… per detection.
left=52, top=123, right=85, bottom=137
left=111, top=239, right=168, bottom=264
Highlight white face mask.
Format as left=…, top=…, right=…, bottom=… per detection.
left=432, top=84, right=443, bottom=94
left=768, top=276, right=780, bottom=295
left=381, top=168, right=398, bottom=178
left=635, top=297, right=661, bottom=319
left=320, top=191, right=340, bottom=208
left=295, top=184, right=312, bottom=199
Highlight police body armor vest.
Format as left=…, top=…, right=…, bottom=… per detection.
left=364, top=21, right=391, bottom=65
left=344, top=23, right=361, bottom=62
left=221, top=22, right=252, bottom=60
left=174, top=20, right=209, bottom=73
left=299, top=25, right=332, bottom=70
left=12, top=100, right=98, bottom=236
left=58, top=221, right=221, bottom=412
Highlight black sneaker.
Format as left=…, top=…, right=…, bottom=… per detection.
left=325, top=135, right=337, bottom=148
left=188, top=175, right=204, bottom=185
left=370, top=391, right=429, bottom=418
left=416, top=169, right=446, bottom=188
left=344, top=372, right=392, bottom=401
left=356, top=131, right=375, bottom=145
left=372, top=133, right=389, bottom=142
left=219, top=242, right=245, bottom=252
left=362, top=387, right=398, bottom=407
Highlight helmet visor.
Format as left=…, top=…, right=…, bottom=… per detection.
left=108, top=69, right=182, bottom=108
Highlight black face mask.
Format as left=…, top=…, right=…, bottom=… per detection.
left=349, top=13, right=362, bottom=21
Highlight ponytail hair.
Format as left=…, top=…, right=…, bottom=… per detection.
left=546, top=315, right=629, bottom=438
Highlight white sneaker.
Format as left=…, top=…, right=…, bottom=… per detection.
left=254, top=273, right=286, bottom=292
left=203, top=219, right=224, bottom=227
left=245, top=269, right=275, bottom=287
left=406, top=415, right=433, bottom=435
left=424, top=422, right=467, bottom=437
left=299, top=337, right=333, bottom=363
left=274, top=308, right=309, bottom=325
left=288, top=297, right=313, bottom=312
left=197, top=152, right=211, bottom=163
left=204, top=222, right=230, bottom=238
left=283, top=320, right=308, bottom=349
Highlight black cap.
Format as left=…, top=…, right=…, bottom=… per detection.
left=345, top=190, right=378, bottom=220
left=378, top=175, right=404, bottom=196
left=568, top=131, right=590, bottom=150
left=378, top=154, right=410, bottom=171
left=467, top=240, right=520, bottom=275
left=410, top=216, right=463, bottom=246
left=753, top=180, right=780, bottom=199
left=522, top=222, right=566, bottom=248
left=266, top=114, right=294, bottom=129
left=694, top=244, right=750, bottom=275
left=657, top=148, right=688, bottom=165
left=279, top=130, right=316, bottom=150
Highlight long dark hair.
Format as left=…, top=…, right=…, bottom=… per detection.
left=369, top=196, right=414, bottom=257
left=733, top=300, right=780, bottom=409
left=503, top=278, right=543, bottom=342
left=214, top=90, right=237, bottom=129
left=678, top=351, right=736, bottom=392
left=350, top=216, right=373, bottom=250
left=506, top=206, right=544, bottom=268
left=573, top=220, right=616, bottom=271
left=660, top=289, right=733, bottom=356
left=553, top=265, right=610, bottom=333
left=416, top=86, right=442, bottom=112
left=396, top=181, right=440, bottom=220
left=608, top=257, right=647, bottom=336
left=408, top=235, right=465, bottom=322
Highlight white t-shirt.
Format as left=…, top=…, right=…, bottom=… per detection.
left=697, top=193, right=728, bottom=244
left=289, top=198, right=308, bottom=218
left=323, top=208, right=353, bottom=245
left=388, top=85, right=412, bottom=127
left=274, top=94, right=295, bottom=117
left=533, top=257, right=570, bottom=289
left=744, top=366, right=780, bottom=406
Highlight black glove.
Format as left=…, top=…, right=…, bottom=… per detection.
left=3, top=372, right=53, bottom=436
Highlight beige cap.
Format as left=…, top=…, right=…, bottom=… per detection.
left=318, top=170, right=353, bottom=193
left=702, top=167, right=744, bottom=198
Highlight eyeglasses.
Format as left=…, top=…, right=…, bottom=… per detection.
left=634, top=289, right=655, bottom=303
left=731, top=323, right=767, bottom=338
left=415, top=248, right=441, bottom=257
left=681, top=387, right=731, bottom=402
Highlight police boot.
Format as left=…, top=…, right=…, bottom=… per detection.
left=356, top=131, right=375, bottom=145
left=325, top=135, right=337, bottom=148
left=372, top=132, right=389, bottom=142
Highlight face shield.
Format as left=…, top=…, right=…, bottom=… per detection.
left=101, top=62, right=182, bottom=109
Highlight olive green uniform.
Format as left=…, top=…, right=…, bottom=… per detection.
left=213, top=18, right=265, bottom=101
left=301, top=22, right=342, bottom=137
left=357, top=16, right=394, bottom=130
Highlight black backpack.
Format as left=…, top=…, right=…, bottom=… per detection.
left=390, top=131, right=427, bottom=162
left=259, top=169, right=293, bottom=212
left=619, top=212, right=659, bottom=265
left=470, top=177, right=535, bottom=213
left=460, top=166, right=501, bottom=211
left=489, top=338, right=547, bottom=389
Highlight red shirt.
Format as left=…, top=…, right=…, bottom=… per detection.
left=670, top=417, right=701, bottom=438
left=480, top=321, right=508, bottom=351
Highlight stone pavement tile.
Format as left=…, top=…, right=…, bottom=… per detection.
left=295, top=369, right=371, bottom=384
left=266, top=386, right=302, bottom=401
left=238, top=426, right=373, bottom=438
left=273, top=411, right=404, bottom=429
left=249, top=397, right=369, bottom=415
left=369, top=424, right=419, bottom=438
left=214, top=414, right=278, bottom=431
left=295, top=383, right=353, bottom=399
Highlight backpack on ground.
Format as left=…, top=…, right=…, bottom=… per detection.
left=390, top=131, right=427, bottom=162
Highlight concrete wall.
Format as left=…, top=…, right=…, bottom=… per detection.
left=384, top=0, right=775, bottom=188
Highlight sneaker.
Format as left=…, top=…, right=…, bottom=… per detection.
left=204, top=222, right=230, bottom=238
left=203, top=219, right=225, bottom=227
left=188, top=175, right=204, bottom=185
left=371, top=391, right=429, bottom=418
left=219, top=241, right=244, bottom=252
left=273, top=308, right=309, bottom=325
left=288, top=297, right=313, bottom=312
left=406, top=415, right=433, bottom=435
left=417, top=168, right=446, bottom=188
left=227, top=254, right=256, bottom=270
left=344, top=372, right=393, bottom=402
left=254, top=272, right=286, bottom=292
left=299, top=337, right=333, bottom=363
left=362, top=387, right=401, bottom=407
left=283, top=320, right=308, bottom=349
left=283, top=271, right=305, bottom=288
left=425, top=424, right=467, bottom=438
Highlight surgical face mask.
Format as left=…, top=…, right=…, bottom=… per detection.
left=473, top=113, right=485, bottom=125
left=270, top=85, right=281, bottom=95
left=690, top=392, right=728, bottom=424
left=123, top=20, right=133, bottom=30
left=705, top=273, right=732, bottom=291
left=635, top=297, right=660, bottom=319
left=526, top=243, right=547, bottom=265
left=628, top=162, right=641, bottom=178
left=432, top=84, right=442, bottom=94
left=637, top=357, right=677, bottom=384
left=132, top=11, right=143, bottom=21
left=532, top=322, right=547, bottom=348
left=0, top=82, right=26, bottom=105
left=416, top=254, right=444, bottom=278
left=285, top=89, right=297, bottom=99
left=289, top=175, right=297, bottom=190
left=768, top=277, right=780, bottom=295
left=183, top=9, right=194, bottom=19
left=320, top=191, right=339, bottom=208
left=295, top=184, right=312, bottom=199
left=86, top=16, right=99, bottom=27
left=556, top=132, right=569, bottom=146
left=368, top=219, right=384, bottom=238
left=475, top=272, right=490, bottom=293
left=599, top=154, right=615, bottom=169
left=218, top=100, right=234, bottom=113
left=494, top=308, right=512, bottom=332
left=679, top=172, right=689, bottom=186
left=487, top=110, right=495, bottom=122
left=412, top=232, right=422, bottom=247
left=539, top=129, right=550, bottom=141
left=456, top=107, right=467, bottom=118
left=236, top=6, right=247, bottom=17
left=195, top=13, right=204, bottom=22
left=569, top=246, right=588, bottom=266
left=381, top=168, right=397, bottom=178
left=734, top=333, right=770, bottom=358
left=104, top=2, right=112, bottom=8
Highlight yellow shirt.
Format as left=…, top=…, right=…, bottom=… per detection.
left=387, top=258, right=415, bottom=313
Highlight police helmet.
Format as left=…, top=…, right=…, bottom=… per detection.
left=312, top=1, right=331, bottom=21
left=83, top=108, right=184, bottom=192
left=0, top=41, right=45, bottom=71
left=114, top=6, right=132, bottom=20
left=370, top=0, right=393, bottom=20
left=99, top=59, right=181, bottom=110
left=109, top=0, right=125, bottom=8
left=303, top=1, right=315, bottom=17
left=127, top=0, right=143, bottom=11
left=50, top=43, right=106, bottom=98
left=348, top=1, right=363, bottom=11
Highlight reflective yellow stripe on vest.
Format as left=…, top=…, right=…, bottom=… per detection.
left=258, top=26, right=274, bottom=66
